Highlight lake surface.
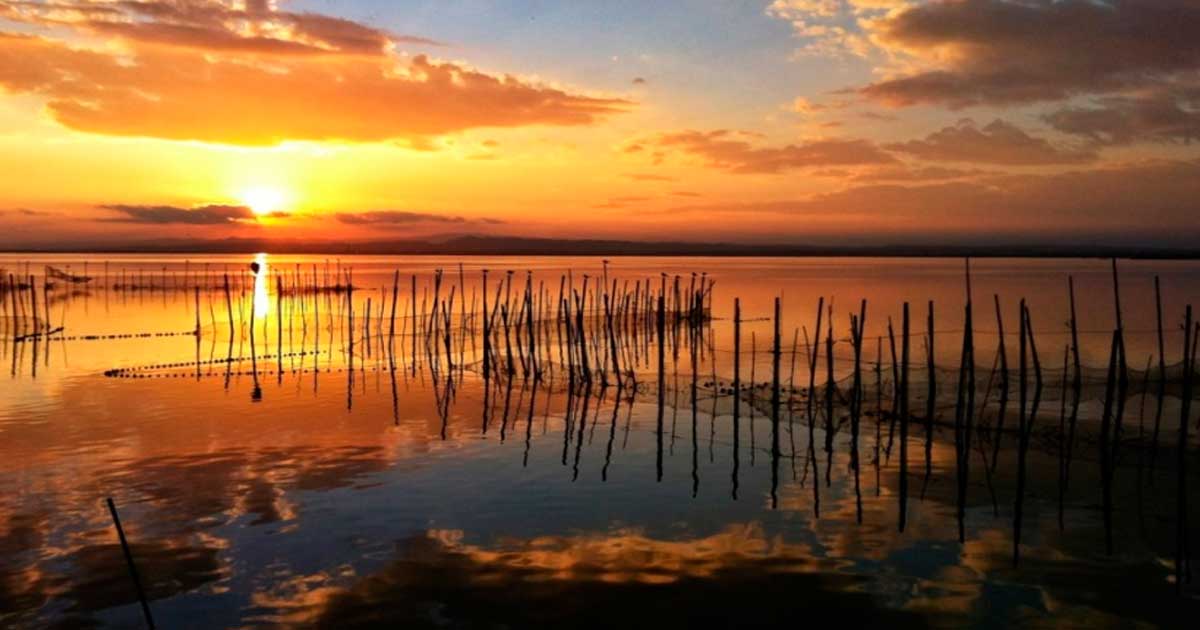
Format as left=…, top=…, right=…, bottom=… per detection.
left=2, top=254, right=1199, bottom=628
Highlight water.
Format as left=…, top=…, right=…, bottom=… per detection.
left=2, top=254, right=1199, bottom=628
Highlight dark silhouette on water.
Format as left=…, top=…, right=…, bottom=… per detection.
left=106, top=497, right=155, bottom=630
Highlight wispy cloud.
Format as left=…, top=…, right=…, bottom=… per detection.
left=0, top=0, right=440, bottom=57
left=626, top=129, right=894, bottom=174
left=334, top=211, right=504, bottom=227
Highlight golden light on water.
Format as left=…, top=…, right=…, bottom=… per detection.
left=253, top=252, right=271, bottom=317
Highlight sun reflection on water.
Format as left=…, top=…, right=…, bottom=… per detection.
left=253, top=252, right=271, bottom=318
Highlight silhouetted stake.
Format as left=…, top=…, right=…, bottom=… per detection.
left=1013, top=302, right=1042, bottom=566
left=500, top=370, right=515, bottom=442
left=223, top=274, right=234, bottom=342
left=411, top=274, right=418, bottom=375
left=953, top=299, right=973, bottom=540
left=771, top=296, right=782, bottom=510
left=572, top=382, right=591, bottom=481
left=1151, top=275, right=1166, bottom=476
left=805, top=297, right=824, bottom=482
left=892, top=303, right=907, bottom=532
left=249, top=267, right=261, bottom=402
left=106, top=497, right=155, bottom=630
left=1099, top=328, right=1120, bottom=556
left=849, top=306, right=864, bottom=523
left=1177, top=305, right=1193, bottom=594
left=750, top=331, right=758, bottom=467
left=690, top=315, right=700, bottom=498
left=575, top=288, right=590, bottom=383
left=605, top=294, right=620, bottom=385
left=1057, top=344, right=1072, bottom=530
left=875, top=337, right=883, bottom=497
left=732, top=298, right=741, bottom=501
left=194, top=286, right=201, bottom=337
left=364, top=297, right=372, bottom=361
left=276, top=276, right=284, bottom=383
left=656, top=292, right=665, bottom=483
left=388, top=270, right=399, bottom=346
left=921, top=301, right=935, bottom=493
left=522, top=375, right=537, bottom=466
left=346, top=288, right=354, bottom=411
left=528, top=275, right=539, bottom=380
left=603, top=383, right=620, bottom=481
left=824, top=312, right=835, bottom=487
left=1112, top=259, right=1128, bottom=388
left=885, top=318, right=899, bottom=459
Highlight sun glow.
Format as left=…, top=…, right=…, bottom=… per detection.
left=240, top=186, right=286, bottom=216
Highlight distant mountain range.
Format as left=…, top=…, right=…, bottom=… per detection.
left=5, top=234, right=1199, bottom=259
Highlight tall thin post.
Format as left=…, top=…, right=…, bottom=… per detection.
left=106, top=498, right=155, bottom=629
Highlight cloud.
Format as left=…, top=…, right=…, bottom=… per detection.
left=850, top=165, right=985, bottom=183
left=0, top=207, right=52, bottom=216
left=859, top=0, right=1200, bottom=108
left=625, top=173, right=677, bottom=182
left=629, top=129, right=895, bottom=174
left=765, top=0, right=894, bottom=59
left=0, top=0, right=439, bottom=57
left=885, top=119, right=1097, bottom=165
left=334, top=211, right=502, bottom=226
left=593, top=196, right=651, bottom=209
left=1044, top=91, right=1200, bottom=145
left=100, top=204, right=256, bottom=224
left=632, top=77, right=647, bottom=85
left=668, top=159, right=1200, bottom=239
left=0, top=32, right=629, bottom=145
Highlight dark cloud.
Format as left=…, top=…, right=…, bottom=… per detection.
left=632, top=77, right=647, bottom=85
left=860, top=0, right=1200, bottom=108
left=1044, top=91, right=1200, bottom=145
left=850, top=165, right=986, bottom=183
left=100, top=204, right=255, bottom=224
left=630, top=129, right=895, bottom=174
left=886, top=119, right=1097, bottom=165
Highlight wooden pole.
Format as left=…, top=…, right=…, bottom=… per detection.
left=106, top=498, right=155, bottom=629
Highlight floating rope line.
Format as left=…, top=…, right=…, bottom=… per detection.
left=13, top=329, right=199, bottom=343
left=103, top=350, right=323, bottom=377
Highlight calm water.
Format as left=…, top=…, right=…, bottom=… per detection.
left=2, top=254, right=1200, bottom=628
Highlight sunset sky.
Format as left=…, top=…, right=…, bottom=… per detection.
left=1, top=0, right=1198, bottom=249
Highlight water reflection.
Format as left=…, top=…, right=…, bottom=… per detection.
left=2, top=254, right=1200, bottom=628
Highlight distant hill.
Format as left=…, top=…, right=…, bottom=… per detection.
left=5, top=234, right=1199, bottom=259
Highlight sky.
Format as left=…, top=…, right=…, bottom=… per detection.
left=0, top=0, right=1198, bottom=249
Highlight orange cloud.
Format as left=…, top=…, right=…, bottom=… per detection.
left=886, top=119, right=1097, bottom=165
left=628, top=129, right=895, bottom=174
left=0, top=0, right=438, bottom=56
left=0, top=32, right=629, bottom=145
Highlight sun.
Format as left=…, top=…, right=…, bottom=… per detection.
left=240, top=186, right=286, bottom=216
